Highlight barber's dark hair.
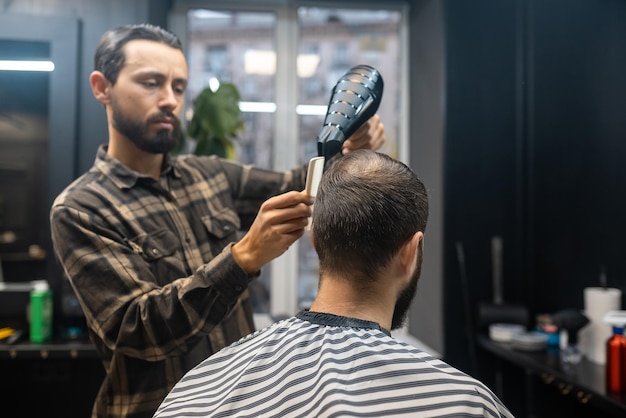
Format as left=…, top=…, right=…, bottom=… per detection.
left=94, top=23, right=183, bottom=85
left=312, top=150, right=429, bottom=280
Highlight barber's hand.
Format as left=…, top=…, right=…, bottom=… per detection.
left=232, top=191, right=313, bottom=275
left=341, top=114, right=386, bottom=155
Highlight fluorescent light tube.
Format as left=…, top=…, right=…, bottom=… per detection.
left=0, top=60, right=55, bottom=72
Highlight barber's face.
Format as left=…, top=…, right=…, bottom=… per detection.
left=391, top=242, right=423, bottom=330
left=109, top=40, right=187, bottom=154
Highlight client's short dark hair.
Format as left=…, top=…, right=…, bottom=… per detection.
left=312, top=150, right=429, bottom=280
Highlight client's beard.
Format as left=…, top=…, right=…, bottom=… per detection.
left=391, top=243, right=423, bottom=330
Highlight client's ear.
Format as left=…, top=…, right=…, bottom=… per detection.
left=399, top=231, right=423, bottom=274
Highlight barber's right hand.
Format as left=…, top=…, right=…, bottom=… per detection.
left=232, top=191, right=313, bottom=275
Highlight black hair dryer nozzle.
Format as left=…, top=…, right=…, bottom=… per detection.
left=316, top=64, right=384, bottom=161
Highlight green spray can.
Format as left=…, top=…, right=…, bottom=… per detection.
left=30, top=280, right=53, bottom=343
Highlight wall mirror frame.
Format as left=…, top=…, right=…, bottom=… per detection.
left=0, top=13, right=79, bottom=287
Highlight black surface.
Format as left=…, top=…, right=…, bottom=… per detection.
left=0, top=340, right=102, bottom=417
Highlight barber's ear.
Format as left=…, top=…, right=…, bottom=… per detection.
left=90, top=71, right=111, bottom=104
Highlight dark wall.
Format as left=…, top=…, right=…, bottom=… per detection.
left=443, top=0, right=523, bottom=374
left=530, top=0, right=626, bottom=313
left=441, top=0, right=626, bottom=383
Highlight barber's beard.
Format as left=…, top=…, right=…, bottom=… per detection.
left=111, top=100, right=182, bottom=154
left=391, top=244, right=423, bottom=330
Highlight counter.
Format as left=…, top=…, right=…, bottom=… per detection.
left=477, top=335, right=626, bottom=417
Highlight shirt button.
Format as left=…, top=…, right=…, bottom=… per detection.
left=185, top=236, right=191, bottom=243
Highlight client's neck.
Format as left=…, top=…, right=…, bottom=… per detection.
left=308, top=276, right=394, bottom=330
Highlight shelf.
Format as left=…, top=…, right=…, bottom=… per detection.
left=0, top=340, right=97, bottom=359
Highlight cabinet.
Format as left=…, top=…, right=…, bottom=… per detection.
left=0, top=341, right=103, bottom=417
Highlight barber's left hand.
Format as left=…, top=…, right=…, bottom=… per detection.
left=341, top=114, right=386, bottom=154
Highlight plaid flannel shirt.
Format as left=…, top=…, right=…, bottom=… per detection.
left=50, top=145, right=306, bottom=418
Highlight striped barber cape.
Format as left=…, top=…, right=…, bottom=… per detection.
left=154, top=311, right=514, bottom=418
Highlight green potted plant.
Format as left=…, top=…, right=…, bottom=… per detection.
left=175, top=82, right=245, bottom=159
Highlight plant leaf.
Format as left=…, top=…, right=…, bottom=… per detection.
left=187, top=82, right=245, bottom=158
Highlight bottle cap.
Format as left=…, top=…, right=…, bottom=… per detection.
left=31, top=280, right=49, bottom=291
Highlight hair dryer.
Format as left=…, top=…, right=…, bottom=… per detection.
left=316, top=64, right=384, bottom=161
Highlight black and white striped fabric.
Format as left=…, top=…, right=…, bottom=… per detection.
left=154, top=311, right=514, bottom=418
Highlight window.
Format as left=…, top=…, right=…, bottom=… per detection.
left=203, top=45, right=227, bottom=76
left=169, top=0, right=409, bottom=321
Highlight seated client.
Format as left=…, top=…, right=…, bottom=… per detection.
left=154, top=149, right=514, bottom=418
